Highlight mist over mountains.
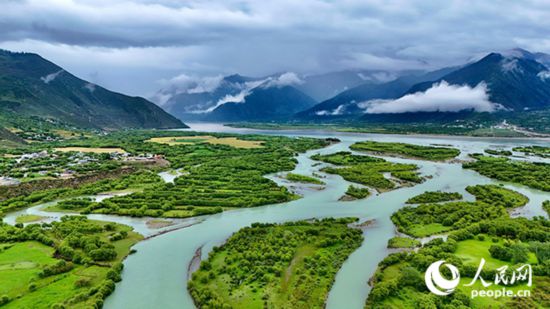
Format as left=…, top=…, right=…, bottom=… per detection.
left=151, top=48, right=550, bottom=124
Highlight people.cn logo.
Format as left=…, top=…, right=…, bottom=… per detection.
left=424, top=260, right=461, bottom=296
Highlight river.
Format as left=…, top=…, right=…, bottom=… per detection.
left=6, top=123, right=550, bottom=308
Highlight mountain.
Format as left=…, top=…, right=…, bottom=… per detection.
left=296, top=67, right=457, bottom=119
left=0, top=50, right=185, bottom=129
left=407, top=52, right=550, bottom=111
left=157, top=74, right=265, bottom=121
left=204, top=83, right=317, bottom=122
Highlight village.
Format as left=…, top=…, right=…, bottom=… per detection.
left=0, top=148, right=165, bottom=186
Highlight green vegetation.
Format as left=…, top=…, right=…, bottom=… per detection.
left=513, top=145, right=550, bottom=158
left=350, top=141, right=460, bottom=161
left=484, top=149, right=512, bottom=156
left=0, top=50, right=184, bottom=130
left=311, top=151, right=421, bottom=192
left=0, top=170, right=162, bottom=214
left=311, top=151, right=384, bottom=165
left=387, top=237, right=420, bottom=249
left=465, top=184, right=529, bottom=208
left=188, top=218, right=363, bottom=308
left=463, top=154, right=550, bottom=191
left=544, top=200, right=550, bottom=216
left=392, top=185, right=527, bottom=238
left=345, top=185, right=370, bottom=199
left=406, top=191, right=462, bottom=204
left=367, top=216, right=550, bottom=308
left=1, top=131, right=327, bottom=219
left=285, top=173, right=324, bottom=185
left=390, top=171, right=423, bottom=183
left=0, top=216, right=141, bottom=308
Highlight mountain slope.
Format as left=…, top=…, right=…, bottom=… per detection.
left=407, top=53, right=550, bottom=111
left=205, top=84, right=317, bottom=121
left=296, top=67, right=457, bottom=119
left=0, top=50, right=185, bottom=129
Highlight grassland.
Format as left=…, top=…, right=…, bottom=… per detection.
left=0, top=216, right=141, bottom=308
left=14, top=214, right=45, bottom=224
left=188, top=219, right=363, bottom=309
left=147, top=135, right=264, bottom=148
left=350, top=141, right=460, bottom=161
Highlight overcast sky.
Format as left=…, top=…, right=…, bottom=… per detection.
left=1, top=0, right=550, bottom=98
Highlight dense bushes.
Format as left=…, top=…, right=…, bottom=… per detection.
left=393, top=185, right=531, bottom=237
left=39, top=260, right=74, bottom=278
left=368, top=216, right=550, bottom=308
left=345, top=185, right=370, bottom=199
left=312, top=151, right=421, bottom=191
left=463, top=155, right=550, bottom=191
left=406, top=191, right=462, bottom=204
left=188, top=218, right=363, bottom=308
left=350, top=141, right=460, bottom=161
left=466, top=184, right=529, bottom=208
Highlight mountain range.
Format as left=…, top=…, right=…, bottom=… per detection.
left=0, top=50, right=185, bottom=130
left=1, top=47, right=550, bottom=130
left=152, top=48, right=550, bottom=125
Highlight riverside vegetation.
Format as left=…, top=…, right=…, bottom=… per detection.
left=368, top=183, right=549, bottom=308
left=310, top=151, right=423, bottom=192
left=392, top=185, right=529, bottom=237
left=188, top=218, right=363, bottom=309
left=0, top=216, right=141, bottom=308
left=1, top=131, right=328, bottom=218
left=349, top=141, right=460, bottom=161
left=406, top=191, right=463, bottom=204
left=463, top=154, right=550, bottom=191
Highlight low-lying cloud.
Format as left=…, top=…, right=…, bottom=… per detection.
left=538, top=70, right=550, bottom=81
left=361, top=81, right=502, bottom=114
left=152, top=74, right=223, bottom=105
left=41, top=69, right=63, bottom=83
left=263, top=72, right=303, bottom=88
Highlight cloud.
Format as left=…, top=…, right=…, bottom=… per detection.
left=190, top=78, right=266, bottom=113
left=537, top=70, right=550, bottom=81
left=2, top=1, right=550, bottom=97
left=500, top=58, right=523, bottom=74
left=152, top=74, right=223, bottom=106
left=315, top=104, right=346, bottom=116
left=263, top=72, right=304, bottom=88
left=159, top=74, right=223, bottom=94
left=40, top=69, right=63, bottom=83
left=361, top=81, right=502, bottom=114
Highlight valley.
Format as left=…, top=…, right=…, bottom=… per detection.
left=1, top=123, right=547, bottom=308
left=2, top=2, right=550, bottom=309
